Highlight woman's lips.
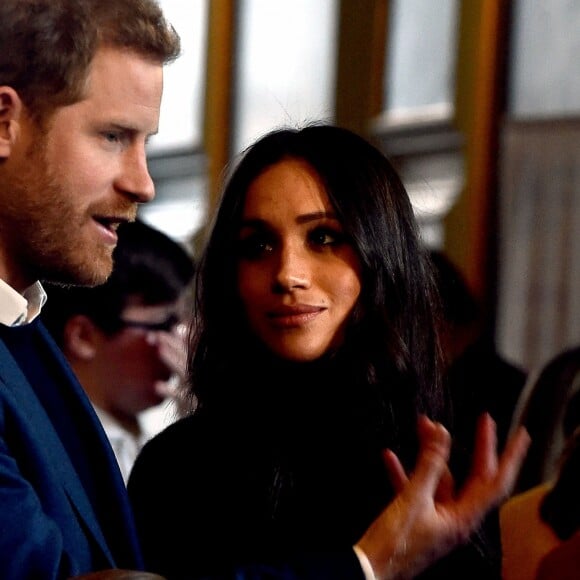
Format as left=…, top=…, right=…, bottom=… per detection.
left=267, top=305, right=325, bottom=328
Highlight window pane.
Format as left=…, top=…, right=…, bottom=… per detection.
left=233, top=0, right=339, bottom=154
left=384, top=0, right=459, bottom=120
left=147, top=0, right=208, bottom=154
left=509, top=0, right=580, bottom=117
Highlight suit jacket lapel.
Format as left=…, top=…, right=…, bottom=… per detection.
left=38, top=324, right=142, bottom=562
left=0, top=333, right=116, bottom=565
left=36, top=323, right=143, bottom=565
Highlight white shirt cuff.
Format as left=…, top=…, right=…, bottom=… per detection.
left=353, top=544, right=377, bottom=580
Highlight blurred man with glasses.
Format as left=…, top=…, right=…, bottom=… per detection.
left=42, top=219, right=195, bottom=483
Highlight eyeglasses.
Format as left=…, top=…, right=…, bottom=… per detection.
left=118, top=313, right=181, bottom=333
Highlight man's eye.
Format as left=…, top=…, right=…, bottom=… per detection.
left=103, top=131, right=121, bottom=143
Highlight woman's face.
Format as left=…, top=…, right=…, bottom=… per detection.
left=236, top=158, right=362, bottom=362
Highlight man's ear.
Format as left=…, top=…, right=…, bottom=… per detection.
left=63, top=315, right=99, bottom=361
left=0, top=86, right=23, bottom=159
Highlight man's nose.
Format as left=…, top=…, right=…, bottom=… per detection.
left=116, top=145, right=155, bottom=203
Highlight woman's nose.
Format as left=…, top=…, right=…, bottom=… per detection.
left=271, top=244, right=311, bottom=292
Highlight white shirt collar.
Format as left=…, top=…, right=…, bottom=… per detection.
left=93, top=406, right=151, bottom=484
left=0, top=279, right=47, bottom=326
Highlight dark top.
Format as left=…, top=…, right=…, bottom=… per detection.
left=129, top=409, right=501, bottom=580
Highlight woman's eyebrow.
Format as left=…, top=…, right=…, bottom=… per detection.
left=296, top=211, right=337, bottom=225
left=239, top=211, right=338, bottom=229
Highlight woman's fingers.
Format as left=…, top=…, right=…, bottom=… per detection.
left=410, top=416, right=451, bottom=497
left=434, top=464, right=455, bottom=503
left=455, top=418, right=531, bottom=528
left=471, top=413, right=499, bottom=479
left=383, top=416, right=452, bottom=497
left=494, top=425, right=531, bottom=496
left=383, top=449, right=408, bottom=493
left=357, top=414, right=529, bottom=580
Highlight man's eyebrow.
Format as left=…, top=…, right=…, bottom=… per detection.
left=107, top=122, right=159, bottom=138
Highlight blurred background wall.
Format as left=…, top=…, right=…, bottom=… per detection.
left=140, top=0, right=580, bottom=377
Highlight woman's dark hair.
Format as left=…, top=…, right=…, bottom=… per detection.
left=188, top=124, right=444, bottom=462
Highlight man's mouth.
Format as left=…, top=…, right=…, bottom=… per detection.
left=94, top=215, right=132, bottom=233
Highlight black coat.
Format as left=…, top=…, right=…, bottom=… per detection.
left=129, top=407, right=501, bottom=580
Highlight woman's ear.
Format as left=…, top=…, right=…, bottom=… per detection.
left=63, top=315, right=99, bottom=361
left=0, top=86, right=23, bottom=158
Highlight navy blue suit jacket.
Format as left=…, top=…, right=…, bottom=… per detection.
left=0, top=321, right=142, bottom=578
left=0, top=321, right=364, bottom=580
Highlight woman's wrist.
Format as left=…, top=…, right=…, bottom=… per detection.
left=353, top=544, right=378, bottom=580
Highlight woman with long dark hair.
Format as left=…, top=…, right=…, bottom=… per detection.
left=129, top=124, right=529, bottom=580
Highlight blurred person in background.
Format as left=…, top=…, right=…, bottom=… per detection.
left=430, top=249, right=527, bottom=454
left=429, top=250, right=528, bottom=561
left=501, top=384, right=580, bottom=580
left=43, top=219, right=195, bottom=483
left=507, top=344, right=580, bottom=493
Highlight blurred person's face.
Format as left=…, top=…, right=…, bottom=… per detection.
left=86, top=298, right=188, bottom=420
left=0, top=47, right=162, bottom=291
left=236, top=158, right=362, bottom=362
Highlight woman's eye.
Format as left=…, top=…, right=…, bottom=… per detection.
left=309, top=227, right=344, bottom=247
left=237, top=234, right=273, bottom=260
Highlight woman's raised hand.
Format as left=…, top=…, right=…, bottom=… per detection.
left=355, top=413, right=530, bottom=580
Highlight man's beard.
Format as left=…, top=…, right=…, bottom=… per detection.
left=0, top=133, right=116, bottom=288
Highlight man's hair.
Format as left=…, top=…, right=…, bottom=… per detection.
left=0, top=0, right=181, bottom=121
left=42, top=219, right=195, bottom=344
